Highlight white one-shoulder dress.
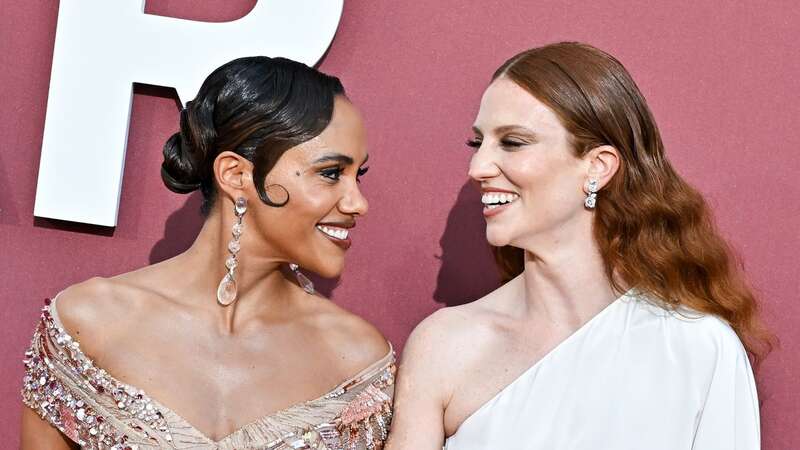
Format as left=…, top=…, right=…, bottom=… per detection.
left=444, top=289, right=760, bottom=450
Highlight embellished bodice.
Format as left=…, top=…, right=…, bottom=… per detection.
left=22, top=298, right=395, bottom=449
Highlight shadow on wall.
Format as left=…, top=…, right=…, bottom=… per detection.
left=32, top=217, right=116, bottom=236
left=148, top=192, right=341, bottom=299
left=0, top=152, right=19, bottom=226
left=149, top=192, right=204, bottom=264
left=434, top=181, right=501, bottom=307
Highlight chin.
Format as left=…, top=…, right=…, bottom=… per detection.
left=306, top=257, right=345, bottom=279
left=315, top=266, right=343, bottom=279
left=485, top=226, right=512, bottom=247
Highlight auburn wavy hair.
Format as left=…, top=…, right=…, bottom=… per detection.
left=491, top=42, right=773, bottom=365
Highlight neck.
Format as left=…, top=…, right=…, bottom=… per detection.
left=515, top=217, right=623, bottom=328
left=166, top=207, right=300, bottom=334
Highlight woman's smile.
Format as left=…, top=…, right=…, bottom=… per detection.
left=481, top=188, right=520, bottom=218
left=316, top=222, right=353, bottom=250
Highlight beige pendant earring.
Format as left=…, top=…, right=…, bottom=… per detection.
left=217, top=197, right=247, bottom=306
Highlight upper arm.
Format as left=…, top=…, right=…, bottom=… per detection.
left=21, top=406, right=77, bottom=450
left=691, top=321, right=760, bottom=449
left=20, top=278, right=113, bottom=449
left=386, top=311, right=455, bottom=450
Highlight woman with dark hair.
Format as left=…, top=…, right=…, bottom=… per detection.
left=387, top=42, right=770, bottom=449
left=21, top=57, right=394, bottom=449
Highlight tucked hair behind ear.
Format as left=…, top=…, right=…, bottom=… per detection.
left=491, top=42, right=773, bottom=366
left=161, top=56, right=345, bottom=214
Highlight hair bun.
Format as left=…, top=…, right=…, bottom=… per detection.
left=160, top=132, right=203, bottom=194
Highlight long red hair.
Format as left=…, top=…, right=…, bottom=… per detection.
left=492, top=42, right=773, bottom=365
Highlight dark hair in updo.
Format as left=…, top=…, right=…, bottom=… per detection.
left=161, top=56, right=345, bottom=215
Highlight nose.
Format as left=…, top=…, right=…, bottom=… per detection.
left=467, top=144, right=501, bottom=182
left=339, top=181, right=369, bottom=216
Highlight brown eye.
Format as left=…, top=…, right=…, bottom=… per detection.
left=320, top=167, right=343, bottom=181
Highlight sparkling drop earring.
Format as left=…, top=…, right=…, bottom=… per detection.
left=584, top=179, right=599, bottom=209
left=216, top=197, right=247, bottom=306
left=289, top=263, right=315, bottom=295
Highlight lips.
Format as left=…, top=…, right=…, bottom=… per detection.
left=315, top=223, right=353, bottom=250
left=480, top=188, right=520, bottom=218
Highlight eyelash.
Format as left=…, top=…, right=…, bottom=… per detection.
left=320, top=166, right=370, bottom=183
left=465, top=138, right=527, bottom=150
left=320, top=167, right=342, bottom=181
left=500, top=139, right=526, bottom=149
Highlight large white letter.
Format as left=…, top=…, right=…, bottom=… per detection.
left=34, top=0, right=343, bottom=226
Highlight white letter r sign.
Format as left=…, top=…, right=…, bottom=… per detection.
left=34, top=0, right=343, bottom=226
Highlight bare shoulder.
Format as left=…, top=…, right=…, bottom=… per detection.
left=52, top=276, right=148, bottom=358
left=385, top=282, right=519, bottom=448
left=306, top=296, right=391, bottom=374
left=388, top=288, right=508, bottom=429
left=401, top=282, right=514, bottom=385
left=55, top=277, right=121, bottom=332
left=406, top=299, right=499, bottom=368
left=408, top=304, right=478, bottom=355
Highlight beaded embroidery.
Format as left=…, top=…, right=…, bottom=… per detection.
left=22, top=298, right=395, bottom=449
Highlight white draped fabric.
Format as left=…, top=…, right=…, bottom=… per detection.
left=445, top=289, right=760, bottom=450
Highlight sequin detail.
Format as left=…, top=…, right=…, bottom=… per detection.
left=22, top=302, right=173, bottom=448
left=263, top=365, right=395, bottom=450
left=22, top=298, right=395, bottom=449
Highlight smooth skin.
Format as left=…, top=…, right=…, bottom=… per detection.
left=21, top=97, right=389, bottom=448
left=386, top=78, right=623, bottom=449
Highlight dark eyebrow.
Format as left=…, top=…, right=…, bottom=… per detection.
left=313, top=153, right=354, bottom=165
left=471, top=126, right=483, bottom=136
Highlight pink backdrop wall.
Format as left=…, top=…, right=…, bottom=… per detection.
left=1, top=1, right=798, bottom=447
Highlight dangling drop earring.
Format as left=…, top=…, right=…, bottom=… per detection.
left=289, top=263, right=315, bottom=295
left=217, top=197, right=247, bottom=306
left=584, top=178, right=599, bottom=209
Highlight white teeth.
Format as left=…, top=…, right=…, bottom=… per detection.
left=481, top=192, right=519, bottom=206
left=316, top=225, right=349, bottom=240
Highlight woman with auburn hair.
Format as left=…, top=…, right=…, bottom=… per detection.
left=387, top=42, right=771, bottom=449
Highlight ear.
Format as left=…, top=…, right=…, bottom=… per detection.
left=213, top=151, right=254, bottom=202
left=583, top=145, right=620, bottom=192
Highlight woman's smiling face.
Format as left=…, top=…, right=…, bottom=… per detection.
left=468, top=77, right=589, bottom=250
left=246, top=96, right=370, bottom=278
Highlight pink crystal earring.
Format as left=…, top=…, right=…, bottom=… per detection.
left=217, top=197, right=247, bottom=306
left=289, top=263, right=315, bottom=295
